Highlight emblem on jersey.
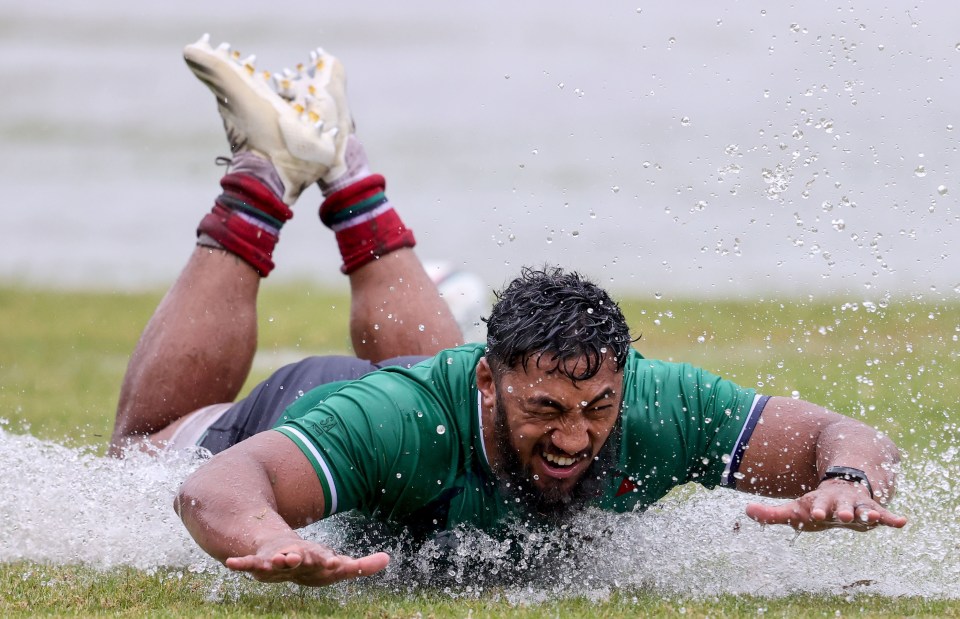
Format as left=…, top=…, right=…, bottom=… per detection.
left=305, top=416, right=338, bottom=436
left=615, top=476, right=638, bottom=497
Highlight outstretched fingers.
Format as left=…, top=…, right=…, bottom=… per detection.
left=225, top=548, right=390, bottom=586
left=746, top=499, right=907, bottom=532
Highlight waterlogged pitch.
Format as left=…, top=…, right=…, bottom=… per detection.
left=2, top=286, right=959, bottom=615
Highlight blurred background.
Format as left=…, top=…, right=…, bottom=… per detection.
left=1, top=0, right=956, bottom=299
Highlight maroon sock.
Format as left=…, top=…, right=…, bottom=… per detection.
left=197, top=172, right=293, bottom=276
left=319, top=174, right=415, bottom=274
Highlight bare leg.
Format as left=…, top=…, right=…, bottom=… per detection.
left=347, top=248, right=463, bottom=362
left=109, top=248, right=259, bottom=455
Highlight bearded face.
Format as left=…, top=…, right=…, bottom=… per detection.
left=483, top=354, right=623, bottom=523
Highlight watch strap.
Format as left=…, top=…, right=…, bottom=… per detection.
left=821, top=465, right=874, bottom=498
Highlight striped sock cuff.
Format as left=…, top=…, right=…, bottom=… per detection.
left=319, top=174, right=387, bottom=228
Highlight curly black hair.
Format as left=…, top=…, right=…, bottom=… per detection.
left=483, top=266, right=632, bottom=381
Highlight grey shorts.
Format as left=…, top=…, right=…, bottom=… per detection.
left=197, top=354, right=428, bottom=455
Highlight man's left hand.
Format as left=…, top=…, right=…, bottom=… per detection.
left=745, top=478, right=908, bottom=532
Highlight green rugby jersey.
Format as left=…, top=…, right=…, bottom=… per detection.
left=274, top=343, right=765, bottom=534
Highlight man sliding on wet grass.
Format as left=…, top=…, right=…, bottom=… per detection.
left=109, top=35, right=907, bottom=587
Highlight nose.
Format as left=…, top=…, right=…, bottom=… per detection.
left=550, top=416, right=590, bottom=455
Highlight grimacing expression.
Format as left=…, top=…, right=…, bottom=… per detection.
left=478, top=353, right=623, bottom=507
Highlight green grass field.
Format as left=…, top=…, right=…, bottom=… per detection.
left=2, top=283, right=959, bottom=617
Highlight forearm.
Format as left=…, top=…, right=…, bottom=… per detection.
left=815, top=418, right=901, bottom=504
left=174, top=452, right=301, bottom=562
left=738, top=397, right=901, bottom=501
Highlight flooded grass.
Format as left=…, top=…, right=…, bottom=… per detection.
left=2, top=284, right=959, bottom=614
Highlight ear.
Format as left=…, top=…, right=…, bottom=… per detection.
left=476, top=356, right=497, bottom=410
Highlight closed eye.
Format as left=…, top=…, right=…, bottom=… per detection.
left=584, top=404, right=616, bottom=420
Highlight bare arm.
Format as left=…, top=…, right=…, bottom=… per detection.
left=174, top=431, right=389, bottom=585
left=736, top=396, right=907, bottom=531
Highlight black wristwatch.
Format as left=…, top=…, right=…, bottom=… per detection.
left=820, top=466, right=874, bottom=498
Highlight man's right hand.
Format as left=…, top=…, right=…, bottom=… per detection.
left=224, top=539, right=390, bottom=586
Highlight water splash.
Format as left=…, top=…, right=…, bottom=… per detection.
left=1, top=425, right=957, bottom=600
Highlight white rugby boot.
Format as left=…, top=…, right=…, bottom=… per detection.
left=183, top=34, right=353, bottom=205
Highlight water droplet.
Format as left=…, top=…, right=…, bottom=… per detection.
left=418, top=324, right=425, bottom=332
left=789, top=23, right=801, bottom=33
left=436, top=425, right=446, bottom=435
left=611, top=185, right=620, bottom=194
left=396, top=472, right=402, bottom=479
left=446, top=358, right=453, bottom=365
left=680, top=116, right=691, bottom=127
left=507, top=386, right=514, bottom=393
left=697, top=335, right=706, bottom=343
left=915, top=165, right=927, bottom=178
left=791, top=390, right=801, bottom=399
left=373, top=323, right=380, bottom=331
left=938, top=185, right=948, bottom=196
left=417, top=411, right=424, bottom=418
left=654, top=292, right=662, bottom=300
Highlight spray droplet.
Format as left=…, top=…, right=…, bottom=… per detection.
left=915, top=165, right=927, bottom=177
left=418, top=324, right=425, bottom=332
left=436, top=425, right=446, bottom=435
left=938, top=185, right=948, bottom=196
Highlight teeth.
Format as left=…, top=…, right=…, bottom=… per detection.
left=543, top=452, right=578, bottom=467
left=199, top=33, right=210, bottom=45
left=216, top=42, right=231, bottom=53
left=283, top=68, right=295, bottom=78
left=314, top=118, right=325, bottom=130
left=309, top=50, right=318, bottom=62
